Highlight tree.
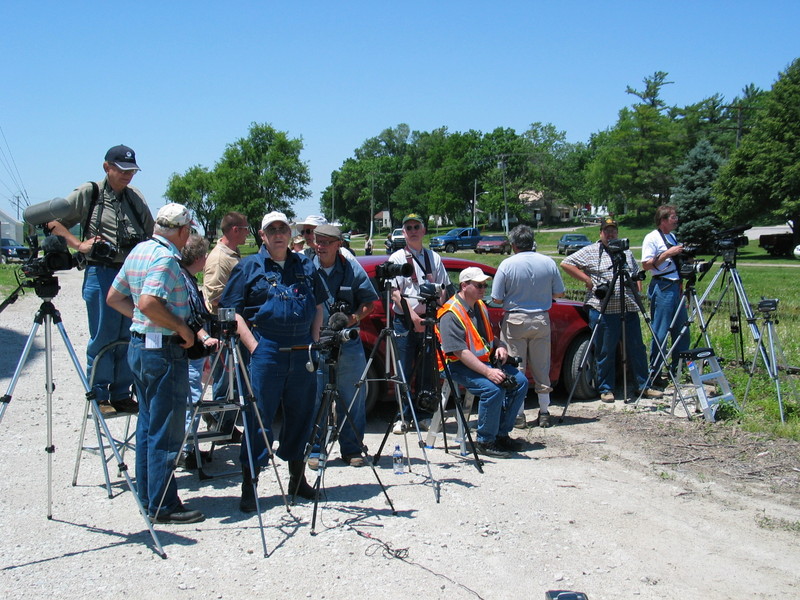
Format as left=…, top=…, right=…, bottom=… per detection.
left=671, top=139, right=724, bottom=252
left=164, top=165, right=219, bottom=237
left=214, top=122, right=310, bottom=235
left=715, top=58, right=800, bottom=240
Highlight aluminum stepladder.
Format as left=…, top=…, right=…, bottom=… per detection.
left=424, top=378, right=476, bottom=455
left=675, top=347, right=738, bottom=422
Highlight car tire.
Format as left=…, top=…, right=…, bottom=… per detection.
left=364, top=360, right=383, bottom=415
left=445, top=243, right=456, bottom=253
left=561, top=333, right=595, bottom=400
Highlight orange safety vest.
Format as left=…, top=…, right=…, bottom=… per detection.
left=436, top=296, right=494, bottom=371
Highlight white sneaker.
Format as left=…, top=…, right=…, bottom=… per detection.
left=393, top=420, right=406, bottom=435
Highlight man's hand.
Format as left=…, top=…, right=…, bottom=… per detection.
left=493, top=346, right=509, bottom=364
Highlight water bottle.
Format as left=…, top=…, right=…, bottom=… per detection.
left=392, top=444, right=404, bottom=474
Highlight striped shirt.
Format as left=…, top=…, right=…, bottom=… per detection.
left=561, top=241, right=643, bottom=314
left=111, top=235, right=191, bottom=335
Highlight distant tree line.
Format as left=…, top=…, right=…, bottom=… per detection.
left=166, top=59, right=800, bottom=246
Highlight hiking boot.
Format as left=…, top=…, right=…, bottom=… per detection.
left=513, top=414, right=527, bottom=429
left=537, top=412, right=551, bottom=428
left=110, top=397, right=139, bottom=414
left=475, top=441, right=511, bottom=459
left=98, top=401, right=117, bottom=416
left=288, top=460, right=317, bottom=500
left=151, top=503, right=205, bottom=524
left=600, top=391, right=615, bottom=403
left=342, top=455, right=365, bottom=467
left=638, top=388, right=664, bottom=399
left=495, top=435, right=524, bottom=452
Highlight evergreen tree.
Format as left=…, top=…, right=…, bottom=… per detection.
left=672, top=139, right=724, bottom=252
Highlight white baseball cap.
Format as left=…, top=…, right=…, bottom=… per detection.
left=459, top=266, right=491, bottom=284
left=295, top=214, right=328, bottom=228
left=156, top=203, right=198, bottom=228
left=261, top=211, right=291, bottom=230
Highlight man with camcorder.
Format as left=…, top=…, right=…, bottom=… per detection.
left=388, top=213, right=449, bottom=433
left=47, top=145, right=155, bottom=415
left=436, top=267, right=528, bottom=459
left=561, top=218, right=663, bottom=404
left=641, top=205, right=690, bottom=380
left=311, top=224, right=378, bottom=467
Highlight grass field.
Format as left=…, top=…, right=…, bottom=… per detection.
left=3, top=223, right=797, bottom=438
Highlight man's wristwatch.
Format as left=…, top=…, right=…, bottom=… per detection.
left=201, top=334, right=211, bottom=342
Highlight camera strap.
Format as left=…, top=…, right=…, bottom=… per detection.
left=656, top=230, right=679, bottom=278
left=404, top=248, right=432, bottom=283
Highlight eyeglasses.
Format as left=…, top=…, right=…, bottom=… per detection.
left=404, top=224, right=422, bottom=231
left=314, top=238, right=338, bottom=247
left=300, top=228, right=315, bottom=235
left=266, top=225, right=290, bottom=236
left=233, top=225, right=249, bottom=231
left=471, top=282, right=488, bottom=290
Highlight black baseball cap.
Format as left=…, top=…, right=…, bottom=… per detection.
left=105, top=145, right=140, bottom=171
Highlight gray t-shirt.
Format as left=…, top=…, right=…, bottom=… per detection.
left=439, top=295, right=490, bottom=355
left=492, top=251, right=565, bottom=313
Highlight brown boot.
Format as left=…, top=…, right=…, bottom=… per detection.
left=288, top=460, right=317, bottom=500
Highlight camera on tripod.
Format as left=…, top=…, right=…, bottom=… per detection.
left=605, top=238, right=629, bottom=254
left=714, top=224, right=750, bottom=252
left=375, top=261, right=413, bottom=280
left=21, top=235, right=77, bottom=279
left=674, top=246, right=711, bottom=278
left=317, top=325, right=358, bottom=350
left=419, top=281, right=446, bottom=301
left=758, top=298, right=778, bottom=313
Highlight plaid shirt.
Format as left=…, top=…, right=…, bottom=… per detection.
left=561, top=241, right=643, bottom=314
left=111, top=235, right=191, bottom=335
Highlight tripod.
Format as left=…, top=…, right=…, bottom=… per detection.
left=168, top=322, right=289, bottom=557
left=408, top=292, right=483, bottom=470
left=352, top=277, right=440, bottom=502
left=560, top=245, right=692, bottom=419
left=742, top=299, right=799, bottom=423
left=0, top=274, right=166, bottom=557
left=295, top=336, right=396, bottom=534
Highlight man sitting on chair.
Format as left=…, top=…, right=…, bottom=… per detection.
left=436, top=267, right=528, bottom=459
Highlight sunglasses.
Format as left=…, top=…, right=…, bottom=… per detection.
left=266, top=226, right=290, bottom=235
left=471, top=282, right=488, bottom=290
left=300, top=228, right=315, bottom=235
left=404, top=224, right=422, bottom=231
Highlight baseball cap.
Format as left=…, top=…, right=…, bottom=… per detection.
left=402, top=213, right=424, bottom=225
left=314, top=224, right=342, bottom=239
left=156, top=203, right=198, bottom=228
left=600, top=216, right=618, bottom=230
left=261, top=211, right=291, bottom=230
left=105, top=145, right=140, bottom=171
left=296, top=214, right=328, bottom=228
left=459, top=266, right=491, bottom=283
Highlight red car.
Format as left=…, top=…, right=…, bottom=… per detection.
left=353, top=255, right=593, bottom=412
left=475, top=235, right=512, bottom=255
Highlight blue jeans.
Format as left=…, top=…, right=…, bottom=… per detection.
left=648, top=278, right=689, bottom=374
left=243, top=336, right=316, bottom=467
left=314, top=338, right=367, bottom=457
left=447, top=361, right=528, bottom=443
left=128, top=337, right=188, bottom=515
left=184, top=357, right=206, bottom=452
left=588, top=308, right=649, bottom=393
left=83, top=265, right=133, bottom=402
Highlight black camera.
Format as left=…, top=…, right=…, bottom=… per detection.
left=715, top=236, right=749, bottom=251
left=21, top=235, right=77, bottom=278
left=375, top=261, right=413, bottom=280
left=317, top=325, right=358, bottom=350
left=594, top=282, right=610, bottom=299
left=490, top=354, right=521, bottom=392
left=415, top=389, right=440, bottom=413
left=88, top=239, right=118, bottom=262
left=606, top=238, right=629, bottom=253
left=758, top=298, right=778, bottom=313
left=419, top=281, right=446, bottom=300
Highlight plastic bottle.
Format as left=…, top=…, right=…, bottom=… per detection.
left=392, top=444, right=404, bottom=474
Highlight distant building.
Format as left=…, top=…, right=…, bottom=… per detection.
left=0, top=208, right=25, bottom=243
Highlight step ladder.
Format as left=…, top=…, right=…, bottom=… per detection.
left=424, top=379, right=475, bottom=455
left=676, top=347, right=738, bottom=422
left=184, top=399, right=241, bottom=478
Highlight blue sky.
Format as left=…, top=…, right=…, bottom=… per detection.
left=1, top=1, right=797, bottom=226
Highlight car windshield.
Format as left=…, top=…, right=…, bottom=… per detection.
left=1, top=238, right=17, bottom=246
left=442, top=229, right=461, bottom=236
left=481, top=236, right=504, bottom=242
left=566, top=235, right=589, bottom=242
left=392, top=229, right=403, bottom=237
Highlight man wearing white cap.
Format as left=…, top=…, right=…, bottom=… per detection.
left=436, top=267, right=528, bottom=459
left=297, top=214, right=355, bottom=260
left=48, top=144, right=155, bottom=415
left=220, top=211, right=325, bottom=511
left=106, top=202, right=204, bottom=524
